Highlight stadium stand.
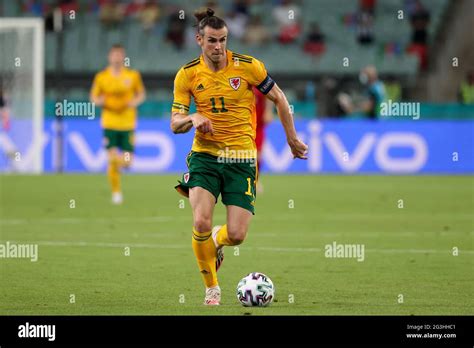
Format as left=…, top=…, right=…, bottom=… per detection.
left=3, top=0, right=451, bottom=74
left=3, top=0, right=471, bottom=119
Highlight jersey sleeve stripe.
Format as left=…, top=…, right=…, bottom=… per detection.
left=172, top=102, right=190, bottom=110
left=184, top=57, right=200, bottom=66
left=232, top=57, right=252, bottom=64
left=184, top=61, right=200, bottom=69
left=232, top=53, right=253, bottom=62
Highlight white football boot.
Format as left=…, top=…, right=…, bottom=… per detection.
left=204, top=285, right=221, bottom=306
left=111, top=192, right=123, bottom=205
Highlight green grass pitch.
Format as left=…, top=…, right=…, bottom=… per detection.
left=0, top=174, right=472, bottom=315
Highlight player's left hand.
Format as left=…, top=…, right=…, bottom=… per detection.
left=2, top=116, right=10, bottom=131
left=288, top=137, right=308, bottom=160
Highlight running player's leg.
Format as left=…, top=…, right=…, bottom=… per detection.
left=121, top=151, right=133, bottom=168
left=215, top=205, right=252, bottom=247
left=107, top=147, right=122, bottom=200
left=120, top=130, right=134, bottom=169
left=216, top=160, right=256, bottom=248
left=189, top=186, right=220, bottom=304
left=104, top=129, right=123, bottom=203
left=109, top=130, right=134, bottom=204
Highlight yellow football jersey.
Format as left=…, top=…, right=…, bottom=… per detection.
left=91, top=67, right=145, bottom=130
left=172, top=50, right=274, bottom=158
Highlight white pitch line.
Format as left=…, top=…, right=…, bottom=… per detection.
left=1, top=240, right=473, bottom=255
left=1, top=212, right=472, bottom=225
left=254, top=213, right=474, bottom=221
left=0, top=216, right=177, bottom=225
left=0, top=215, right=229, bottom=225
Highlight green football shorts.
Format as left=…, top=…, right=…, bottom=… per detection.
left=175, top=151, right=257, bottom=214
left=103, top=129, right=135, bottom=152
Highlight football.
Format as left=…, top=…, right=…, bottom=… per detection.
left=236, top=272, right=275, bottom=307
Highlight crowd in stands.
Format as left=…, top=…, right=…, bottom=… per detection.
left=21, top=0, right=434, bottom=70
left=343, top=0, right=431, bottom=69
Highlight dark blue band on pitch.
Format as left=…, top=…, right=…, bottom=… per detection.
left=256, top=75, right=275, bottom=95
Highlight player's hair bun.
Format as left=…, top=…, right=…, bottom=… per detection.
left=194, top=8, right=214, bottom=22
left=206, top=8, right=215, bottom=17
left=194, top=8, right=227, bottom=34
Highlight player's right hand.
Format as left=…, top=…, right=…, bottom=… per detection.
left=94, top=95, right=105, bottom=107
left=191, top=113, right=214, bottom=135
left=288, top=137, right=308, bottom=160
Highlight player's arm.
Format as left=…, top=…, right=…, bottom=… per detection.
left=353, top=99, right=373, bottom=114
left=171, top=112, right=214, bottom=135
left=0, top=92, right=9, bottom=131
left=128, top=71, right=146, bottom=108
left=171, top=112, right=193, bottom=134
left=128, top=90, right=146, bottom=108
left=1, top=105, right=10, bottom=131
left=170, top=68, right=213, bottom=135
left=265, top=84, right=308, bottom=159
left=89, top=74, right=105, bottom=107
left=250, top=58, right=307, bottom=159
left=338, top=93, right=373, bottom=114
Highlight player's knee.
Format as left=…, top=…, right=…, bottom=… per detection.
left=194, top=217, right=212, bottom=233
left=228, top=227, right=246, bottom=245
left=229, top=235, right=245, bottom=245
left=122, top=153, right=133, bottom=168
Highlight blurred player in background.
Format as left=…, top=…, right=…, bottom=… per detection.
left=170, top=8, right=308, bottom=305
left=253, top=86, right=274, bottom=193
left=0, top=87, right=9, bottom=130
left=338, top=65, right=386, bottom=119
left=90, top=44, right=146, bottom=204
left=0, top=85, right=18, bottom=172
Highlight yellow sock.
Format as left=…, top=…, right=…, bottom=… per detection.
left=216, top=224, right=234, bottom=247
left=107, top=158, right=121, bottom=193
left=191, top=227, right=218, bottom=288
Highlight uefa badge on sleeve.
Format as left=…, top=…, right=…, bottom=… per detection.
left=183, top=173, right=190, bottom=183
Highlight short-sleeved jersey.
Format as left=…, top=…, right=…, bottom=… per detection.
left=172, top=50, right=274, bottom=158
left=91, top=67, right=145, bottom=130
left=367, top=81, right=386, bottom=119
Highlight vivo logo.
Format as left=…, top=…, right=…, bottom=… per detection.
left=264, top=121, right=428, bottom=173
left=0, top=121, right=431, bottom=173
left=66, top=131, right=174, bottom=171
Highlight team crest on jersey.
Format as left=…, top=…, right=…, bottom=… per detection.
left=183, top=173, right=190, bottom=183
left=229, top=77, right=241, bottom=90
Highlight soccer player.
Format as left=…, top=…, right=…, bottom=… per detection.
left=0, top=86, right=18, bottom=172
left=170, top=9, right=308, bottom=305
left=0, top=87, right=9, bottom=130
left=90, top=44, right=146, bottom=204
